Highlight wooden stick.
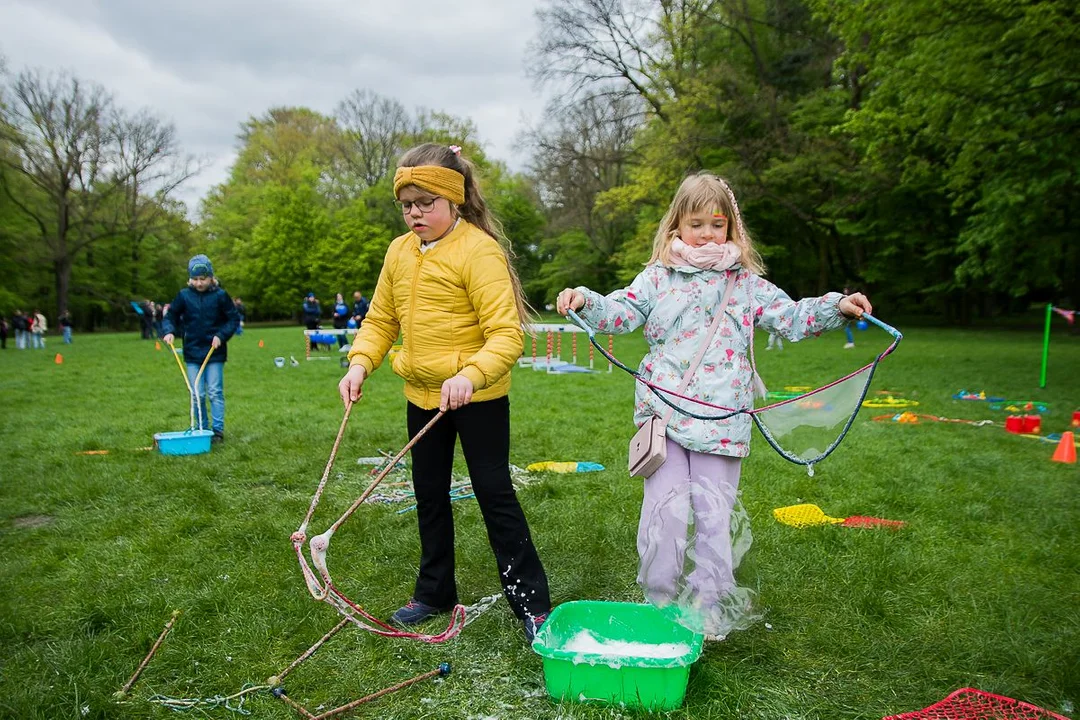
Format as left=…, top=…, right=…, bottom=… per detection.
left=114, top=610, right=180, bottom=699
left=312, top=665, right=449, bottom=720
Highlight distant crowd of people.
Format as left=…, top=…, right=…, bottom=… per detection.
left=302, top=290, right=369, bottom=351
left=0, top=286, right=364, bottom=354
left=0, top=309, right=59, bottom=350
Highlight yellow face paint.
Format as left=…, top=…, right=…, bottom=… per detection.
left=712, top=210, right=727, bottom=220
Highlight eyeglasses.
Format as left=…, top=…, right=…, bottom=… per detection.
left=395, top=197, right=440, bottom=214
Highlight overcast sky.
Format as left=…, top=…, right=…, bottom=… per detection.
left=0, top=0, right=551, bottom=211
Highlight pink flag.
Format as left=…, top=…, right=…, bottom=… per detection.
left=1052, top=306, right=1075, bottom=324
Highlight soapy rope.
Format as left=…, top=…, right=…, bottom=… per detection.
left=292, top=402, right=498, bottom=641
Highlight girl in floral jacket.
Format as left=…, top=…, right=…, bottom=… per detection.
left=557, top=172, right=872, bottom=638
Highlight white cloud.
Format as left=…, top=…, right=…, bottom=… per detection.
left=0, top=0, right=550, bottom=211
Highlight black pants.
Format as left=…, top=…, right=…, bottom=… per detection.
left=407, top=397, right=551, bottom=620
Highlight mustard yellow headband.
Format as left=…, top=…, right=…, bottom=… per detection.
left=393, top=166, right=466, bottom=206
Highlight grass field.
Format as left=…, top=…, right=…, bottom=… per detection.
left=0, top=321, right=1077, bottom=719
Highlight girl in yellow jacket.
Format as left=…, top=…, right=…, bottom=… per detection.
left=338, top=143, right=551, bottom=642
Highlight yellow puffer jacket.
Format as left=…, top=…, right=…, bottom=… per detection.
left=347, top=220, right=524, bottom=410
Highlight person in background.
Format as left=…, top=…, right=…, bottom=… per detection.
left=31, top=309, right=47, bottom=349
left=766, top=332, right=783, bottom=351
left=233, top=297, right=246, bottom=336
left=161, top=254, right=240, bottom=444
left=12, top=310, right=27, bottom=350
left=352, top=290, right=370, bottom=328
left=302, top=292, right=323, bottom=351
left=0, top=315, right=8, bottom=349
left=332, top=293, right=351, bottom=350
left=140, top=300, right=155, bottom=340
left=842, top=287, right=856, bottom=348
left=153, top=302, right=165, bottom=337
left=60, top=311, right=73, bottom=344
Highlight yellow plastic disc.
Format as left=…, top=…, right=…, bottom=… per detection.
left=862, top=396, right=920, bottom=409
left=773, top=503, right=845, bottom=528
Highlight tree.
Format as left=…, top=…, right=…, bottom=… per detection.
left=522, top=93, right=642, bottom=297
left=814, top=0, right=1080, bottom=315
left=0, top=68, right=196, bottom=317
left=113, top=108, right=198, bottom=295
left=335, top=90, right=412, bottom=190
left=530, top=0, right=681, bottom=120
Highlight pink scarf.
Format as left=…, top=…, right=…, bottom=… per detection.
left=669, top=237, right=742, bottom=271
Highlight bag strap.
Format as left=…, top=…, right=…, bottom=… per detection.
left=660, top=270, right=739, bottom=425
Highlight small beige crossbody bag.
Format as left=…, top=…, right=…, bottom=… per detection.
left=628, top=270, right=738, bottom=479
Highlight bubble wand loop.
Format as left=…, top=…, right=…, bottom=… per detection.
left=567, top=309, right=903, bottom=468
left=292, top=403, right=466, bottom=641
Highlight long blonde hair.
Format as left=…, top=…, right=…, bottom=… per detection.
left=648, top=173, right=765, bottom=275
left=397, top=143, right=534, bottom=323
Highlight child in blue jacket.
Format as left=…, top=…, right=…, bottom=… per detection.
left=161, top=254, right=240, bottom=443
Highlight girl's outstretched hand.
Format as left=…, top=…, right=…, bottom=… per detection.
left=839, top=292, right=872, bottom=319
left=338, top=364, right=367, bottom=406
left=440, top=374, right=473, bottom=412
left=556, top=288, right=585, bottom=316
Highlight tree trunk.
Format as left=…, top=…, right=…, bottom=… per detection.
left=54, top=255, right=72, bottom=319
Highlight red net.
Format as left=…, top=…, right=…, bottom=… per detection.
left=884, top=688, right=1070, bottom=720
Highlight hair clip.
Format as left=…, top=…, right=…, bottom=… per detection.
left=449, top=145, right=462, bottom=156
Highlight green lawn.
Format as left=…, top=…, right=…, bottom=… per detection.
left=0, top=322, right=1077, bottom=719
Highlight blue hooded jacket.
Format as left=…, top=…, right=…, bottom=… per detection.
left=162, top=283, right=241, bottom=364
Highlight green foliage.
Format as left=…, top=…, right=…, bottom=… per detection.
left=816, top=0, right=1080, bottom=304
left=527, top=0, right=1079, bottom=317
left=196, top=103, right=548, bottom=320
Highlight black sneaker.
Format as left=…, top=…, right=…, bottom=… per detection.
left=524, top=612, right=548, bottom=643
left=211, top=431, right=224, bottom=444
left=390, top=599, right=445, bottom=625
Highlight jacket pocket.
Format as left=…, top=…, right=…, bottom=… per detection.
left=390, top=346, right=408, bottom=380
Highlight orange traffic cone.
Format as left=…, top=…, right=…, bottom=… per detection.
left=155, top=341, right=162, bottom=350
left=54, top=353, right=63, bottom=364
left=258, top=339, right=264, bottom=348
left=1051, top=431, right=1077, bottom=464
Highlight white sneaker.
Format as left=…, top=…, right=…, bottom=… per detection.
left=843, top=343, right=855, bottom=349
left=704, top=633, right=726, bottom=643
left=339, top=345, right=350, bottom=353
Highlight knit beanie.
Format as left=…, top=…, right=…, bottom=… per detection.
left=188, top=254, right=214, bottom=278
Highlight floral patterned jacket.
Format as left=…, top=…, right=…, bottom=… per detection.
left=576, top=263, right=847, bottom=457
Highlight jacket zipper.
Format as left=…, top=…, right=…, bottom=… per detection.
left=407, top=248, right=424, bottom=384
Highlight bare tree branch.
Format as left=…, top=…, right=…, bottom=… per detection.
left=0, top=68, right=197, bottom=315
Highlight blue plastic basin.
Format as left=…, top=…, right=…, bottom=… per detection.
left=154, top=429, right=213, bottom=456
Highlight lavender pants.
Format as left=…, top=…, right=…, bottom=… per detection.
left=636, top=437, right=742, bottom=607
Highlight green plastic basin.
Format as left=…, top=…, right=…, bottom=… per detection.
left=531, top=600, right=703, bottom=710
